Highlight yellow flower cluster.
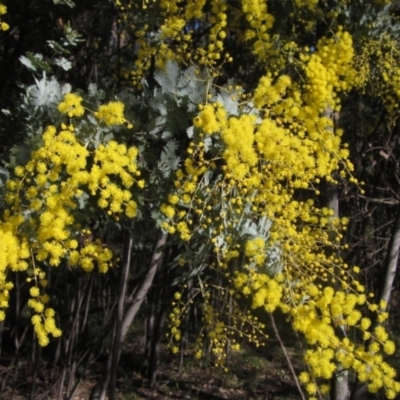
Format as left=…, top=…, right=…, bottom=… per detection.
left=244, top=237, right=266, bottom=265
left=159, top=142, right=211, bottom=240
left=168, top=282, right=266, bottom=368
left=203, top=0, right=228, bottom=64
left=336, top=336, right=400, bottom=397
left=161, top=96, right=352, bottom=272
left=95, top=101, right=128, bottom=126
left=0, top=228, right=29, bottom=320
left=5, top=124, right=141, bottom=268
left=294, top=0, right=319, bottom=10
left=26, top=270, right=62, bottom=345
left=235, top=271, right=283, bottom=313
left=159, top=86, right=400, bottom=395
left=240, top=0, right=275, bottom=61
left=0, top=278, right=13, bottom=321
left=222, top=114, right=259, bottom=180
left=289, top=285, right=400, bottom=396
left=160, top=15, right=186, bottom=40
left=0, top=96, right=142, bottom=344
left=89, top=141, right=142, bottom=217
left=59, top=94, right=130, bottom=127
left=58, top=93, right=85, bottom=118
left=0, top=3, right=9, bottom=31
left=169, top=304, right=182, bottom=344
left=356, top=34, right=400, bottom=115
left=253, top=74, right=293, bottom=110
left=106, top=3, right=400, bottom=395
left=302, top=29, right=356, bottom=113
left=109, top=0, right=217, bottom=82
left=193, top=103, right=227, bottom=134
left=252, top=90, right=351, bottom=182
left=31, top=307, right=62, bottom=347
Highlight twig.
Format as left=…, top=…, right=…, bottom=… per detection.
left=269, top=312, right=306, bottom=400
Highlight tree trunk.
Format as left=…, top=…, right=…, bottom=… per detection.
left=106, top=228, right=134, bottom=400
left=378, top=204, right=400, bottom=306
left=98, top=231, right=167, bottom=400
left=119, top=232, right=168, bottom=346
left=147, top=251, right=172, bottom=385
left=326, top=179, right=350, bottom=400
left=145, top=284, right=158, bottom=363
left=322, top=108, right=350, bottom=400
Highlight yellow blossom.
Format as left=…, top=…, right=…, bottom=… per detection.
left=95, top=101, right=126, bottom=126
left=58, top=93, right=85, bottom=117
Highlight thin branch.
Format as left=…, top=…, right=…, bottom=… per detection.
left=269, top=313, right=306, bottom=400
left=358, top=195, right=399, bottom=205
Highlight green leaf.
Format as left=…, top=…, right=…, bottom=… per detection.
left=10, top=144, right=32, bottom=166
left=47, top=40, right=70, bottom=55
left=88, top=83, right=98, bottom=97
left=186, top=126, right=194, bottom=139
left=19, top=56, right=37, bottom=71
left=76, top=191, right=90, bottom=210
left=29, top=73, right=62, bottom=107
left=0, top=167, right=9, bottom=187
left=154, top=60, right=179, bottom=95
left=53, top=0, right=75, bottom=8
left=19, top=53, right=52, bottom=73
left=204, top=137, right=212, bottom=152
left=265, top=246, right=282, bottom=276
left=150, top=90, right=167, bottom=116
left=215, top=92, right=239, bottom=116
left=54, top=57, right=72, bottom=71
left=241, top=216, right=272, bottom=238
left=63, top=23, right=84, bottom=46
left=61, top=83, right=72, bottom=95
left=158, top=139, right=181, bottom=178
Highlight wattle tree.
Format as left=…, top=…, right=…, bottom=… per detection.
left=1, top=1, right=400, bottom=399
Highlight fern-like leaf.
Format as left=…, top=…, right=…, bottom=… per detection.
left=158, top=140, right=181, bottom=177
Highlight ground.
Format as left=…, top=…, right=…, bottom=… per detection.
left=0, top=337, right=303, bottom=399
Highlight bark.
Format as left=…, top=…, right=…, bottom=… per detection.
left=378, top=204, right=400, bottom=306
left=107, top=229, right=134, bottom=400
left=148, top=302, right=168, bottom=386
left=321, top=108, right=350, bottom=400
left=326, top=179, right=350, bottom=400
left=148, top=252, right=172, bottom=385
left=96, top=231, right=167, bottom=400
left=119, top=232, right=168, bottom=345
left=145, top=285, right=157, bottom=362
left=330, top=370, right=349, bottom=400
